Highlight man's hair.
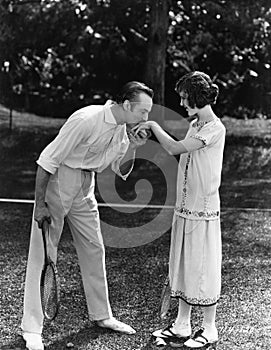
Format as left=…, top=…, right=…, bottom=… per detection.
left=115, top=81, right=154, bottom=103
left=175, top=71, right=219, bottom=108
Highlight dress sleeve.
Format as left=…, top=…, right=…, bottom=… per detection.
left=179, top=137, right=206, bottom=152
left=187, top=123, right=225, bottom=151
left=37, top=115, right=89, bottom=174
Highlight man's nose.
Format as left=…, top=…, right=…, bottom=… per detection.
left=142, top=114, right=148, bottom=121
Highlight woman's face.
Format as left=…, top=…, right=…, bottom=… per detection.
left=179, top=91, right=198, bottom=117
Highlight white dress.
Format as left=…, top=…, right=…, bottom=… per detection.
left=169, top=117, right=226, bottom=306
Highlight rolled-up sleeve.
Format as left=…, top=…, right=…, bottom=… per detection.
left=37, top=116, right=89, bottom=174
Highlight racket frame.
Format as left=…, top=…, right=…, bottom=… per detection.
left=40, top=220, right=60, bottom=321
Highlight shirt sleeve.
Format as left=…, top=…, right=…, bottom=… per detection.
left=37, top=115, right=89, bottom=174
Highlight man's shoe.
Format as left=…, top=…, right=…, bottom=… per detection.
left=96, top=317, right=136, bottom=335
left=23, top=332, right=44, bottom=350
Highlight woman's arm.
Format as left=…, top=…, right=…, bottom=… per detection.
left=133, top=121, right=204, bottom=155
left=132, top=122, right=186, bottom=155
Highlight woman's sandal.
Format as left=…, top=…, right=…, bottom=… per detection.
left=151, top=324, right=191, bottom=348
left=183, top=329, right=218, bottom=349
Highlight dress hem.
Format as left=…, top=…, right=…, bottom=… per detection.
left=172, top=295, right=220, bottom=307
left=171, top=290, right=220, bottom=307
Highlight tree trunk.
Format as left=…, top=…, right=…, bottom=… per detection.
left=144, top=0, right=169, bottom=126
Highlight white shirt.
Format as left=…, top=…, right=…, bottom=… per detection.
left=37, top=103, right=132, bottom=180
left=175, top=117, right=226, bottom=220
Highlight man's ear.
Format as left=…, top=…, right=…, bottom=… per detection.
left=123, top=100, right=131, bottom=111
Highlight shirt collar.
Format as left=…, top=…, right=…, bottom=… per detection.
left=104, top=101, right=117, bottom=125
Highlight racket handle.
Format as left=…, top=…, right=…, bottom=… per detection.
left=41, top=220, right=50, bottom=263
left=42, top=219, right=50, bottom=232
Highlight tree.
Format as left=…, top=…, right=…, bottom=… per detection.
left=167, top=0, right=271, bottom=118
left=144, top=0, right=169, bottom=123
left=0, top=0, right=270, bottom=119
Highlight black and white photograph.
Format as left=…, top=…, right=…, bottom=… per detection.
left=0, top=1, right=270, bottom=349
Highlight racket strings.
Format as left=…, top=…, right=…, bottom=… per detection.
left=41, top=264, right=58, bottom=320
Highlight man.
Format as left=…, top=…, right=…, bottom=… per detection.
left=21, top=81, right=154, bottom=350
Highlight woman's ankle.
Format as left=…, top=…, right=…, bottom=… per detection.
left=201, top=325, right=218, bottom=341
left=172, top=321, right=192, bottom=336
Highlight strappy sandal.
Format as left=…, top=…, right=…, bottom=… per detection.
left=184, top=329, right=218, bottom=349
left=152, top=324, right=191, bottom=348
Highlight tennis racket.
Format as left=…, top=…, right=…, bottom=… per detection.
left=159, top=276, right=171, bottom=319
left=40, top=220, right=60, bottom=321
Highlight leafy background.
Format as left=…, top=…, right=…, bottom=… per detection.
left=0, top=0, right=270, bottom=118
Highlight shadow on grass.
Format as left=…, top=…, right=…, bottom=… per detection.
left=0, top=326, right=103, bottom=350
left=45, top=324, right=107, bottom=350
left=0, top=335, right=26, bottom=350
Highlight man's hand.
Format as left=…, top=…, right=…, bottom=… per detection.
left=34, top=203, right=51, bottom=228
left=34, top=166, right=52, bottom=228
left=131, top=121, right=156, bottom=136
left=128, top=132, right=148, bottom=149
left=137, top=129, right=152, bottom=139
left=127, top=122, right=154, bottom=148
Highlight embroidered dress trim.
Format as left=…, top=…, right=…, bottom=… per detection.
left=181, top=153, right=191, bottom=208
left=174, top=206, right=220, bottom=219
left=171, top=290, right=220, bottom=306
left=190, top=134, right=207, bottom=146
left=192, top=119, right=215, bottom=129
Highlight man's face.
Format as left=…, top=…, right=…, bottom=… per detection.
left=124, top=92, right=153, bottom=126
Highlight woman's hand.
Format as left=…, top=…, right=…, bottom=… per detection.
left=131, top=121, right=155, bottom=136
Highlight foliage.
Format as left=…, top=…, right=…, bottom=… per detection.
left=167, top=0, right=271, bottom=118
left=0, top=0, right=270, bottom=118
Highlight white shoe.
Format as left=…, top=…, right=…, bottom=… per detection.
left=184, top=328, right=218, bottom=349
left=96, top=317, right=136, bottom=335
left=23, top=332, right=44, bottom=350
left=152, top=323, right=191, bottom=348
left=152, top=323, right=191, bottom=338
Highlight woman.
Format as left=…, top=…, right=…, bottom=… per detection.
left=133, top=71, right=226, bottom=349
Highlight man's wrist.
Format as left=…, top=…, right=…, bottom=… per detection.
left=129, top=143, right=138, bottom=150
left=35, top=198, right=46, bottom=207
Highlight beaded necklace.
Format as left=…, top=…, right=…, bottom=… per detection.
left=192, top=118, right=216, bottom=128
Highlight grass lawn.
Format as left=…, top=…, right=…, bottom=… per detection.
left=0, top=204, right=270, bottom=350
left=0, top=105, right=271, bottom=349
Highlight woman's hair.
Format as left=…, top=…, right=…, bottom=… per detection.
left=175, top=71, right=219, bottom=108
left=115, top=81, right=154, bottom=103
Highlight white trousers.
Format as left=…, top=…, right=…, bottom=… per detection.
left=21, top=165, right=112, bottom=334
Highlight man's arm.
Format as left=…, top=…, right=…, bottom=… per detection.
left=34, top=165, right=52, bottom=228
